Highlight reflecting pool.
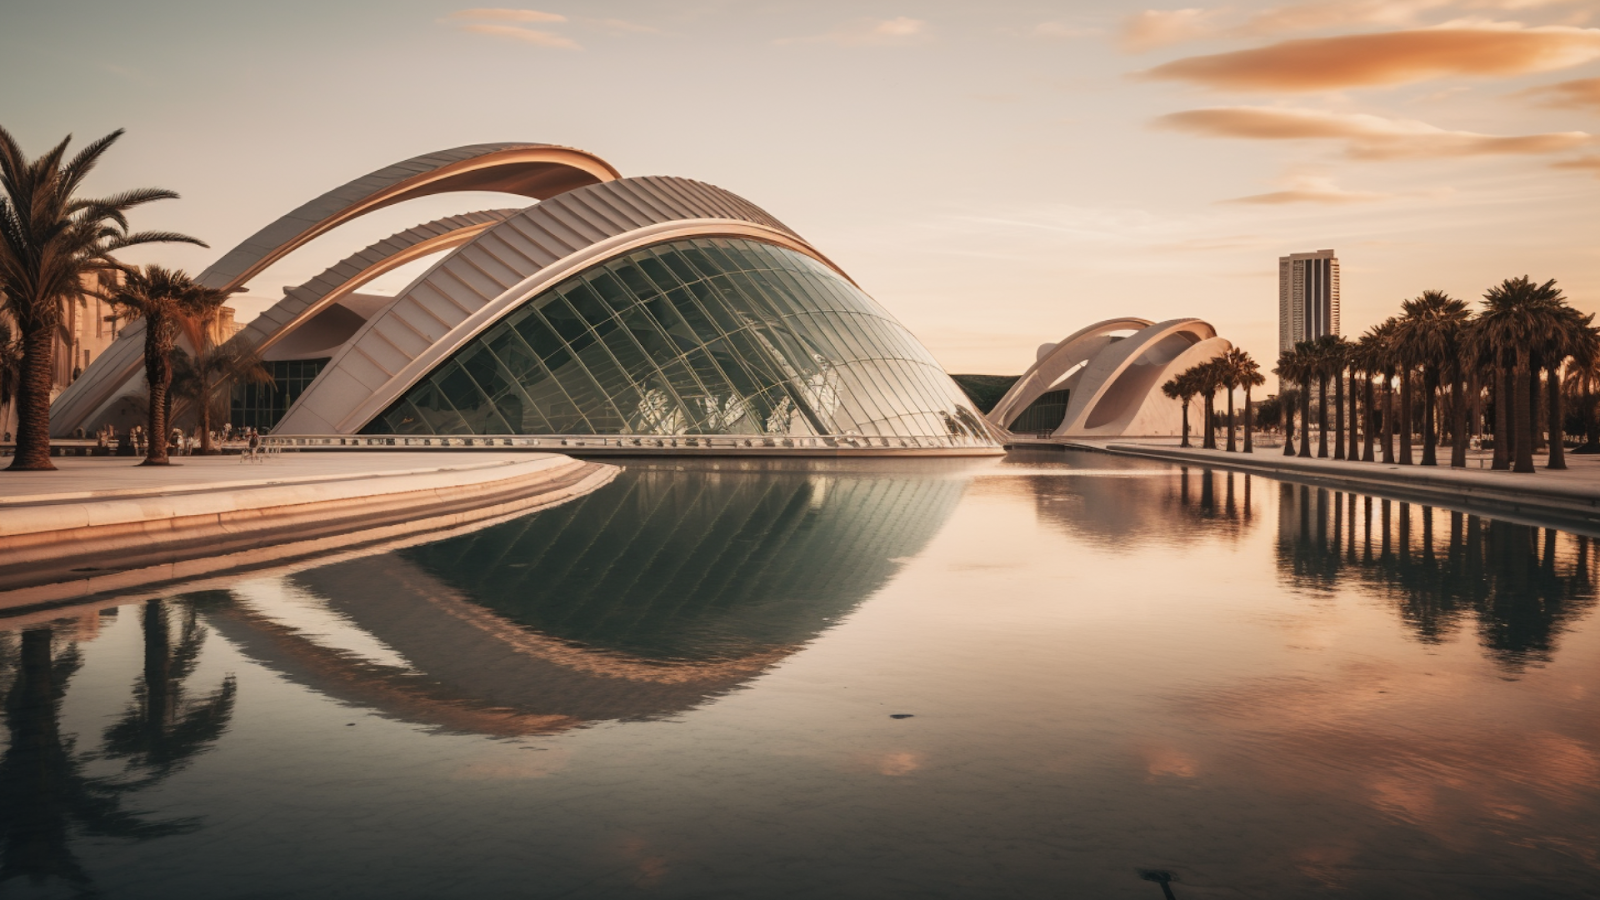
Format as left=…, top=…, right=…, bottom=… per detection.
left=3, top=452, right=1599, bottom=898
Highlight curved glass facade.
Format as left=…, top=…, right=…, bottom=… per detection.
left=362, top=238, right=994, bottom=447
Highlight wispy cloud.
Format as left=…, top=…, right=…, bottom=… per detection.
left=587, top=17, right=657, bottom=34
left=1119, top=0, right=1587, bottom=52
left=1139, top=25, right=1600, bottom=91
left=1031, top=22, right=1100, bottom=40
left=1519, top=76, right=1600, bottom=111
left=1156, top=106, right=1591, bottom=158
left=1553, top=154, right=1600, bottom=176
left=778, top=17, right=931, bottom=47
left=445, top=8, right=580, bottom=49
left=449, top=8, right=566, bottom=23
left=1224, top=175, right=1391, bottom=204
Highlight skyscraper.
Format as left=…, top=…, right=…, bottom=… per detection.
left=1278, top=249, right=1340, bottom=352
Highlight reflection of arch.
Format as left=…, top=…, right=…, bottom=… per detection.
left=51, top=142, right=619, bottom=436
left=989, top=318, right=1152, bottom=428
left=202, top=462, right=965, bottom=735
left=275, top=175, right=855, bottom=436
left=987, top=318, right=1230, bottom=438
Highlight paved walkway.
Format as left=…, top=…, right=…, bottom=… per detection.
left=1052, top=437, right=1600, bottom=533
left=1, top=451, right=619, bottom=610
left=0, top=452, right=560, bottom=504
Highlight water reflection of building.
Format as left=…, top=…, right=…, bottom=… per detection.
left=204, top=463, right=964, bottom=735
left=1019, top=454, right=1258, bottom=549
left=1276, top=483, right=1598, bottom=672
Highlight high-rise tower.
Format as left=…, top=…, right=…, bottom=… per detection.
left=1278, top=249, right=1340, bottom=352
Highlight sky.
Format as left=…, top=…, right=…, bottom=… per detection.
left=2, top=0, right=1597, bottom=374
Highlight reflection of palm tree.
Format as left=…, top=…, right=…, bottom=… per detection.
left=1276, top=490, right=1598, bottom=673
left=0, top=628, right=197, bottom=897
left=103, top=600, right=237, bottom=776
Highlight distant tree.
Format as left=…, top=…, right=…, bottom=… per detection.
left=1479, top=277, right=1563, bottom=474
left=1161, top=370, right=1199, bottom=448
left=1238, top=352, right=1265, bottom=453
left=169, top=313, right=270, bottom=454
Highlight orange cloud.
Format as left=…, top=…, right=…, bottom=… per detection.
left=778, top=17, right=931, bottom=47
left=449, top=8, right=567, bottom=23
left=1521, top=76, right=1600, bottom=111
left=1553, top=154, right=1600, bottom=176
left=1122, top=8, right=1228, bottom=52
left=1141, top=25, right=1600, bottom=91
left=1156, top=106, right=1591, bottom=158
left=456, top=22, right=581, bottom=49
left=1225, top=175, right=1391, bottom=204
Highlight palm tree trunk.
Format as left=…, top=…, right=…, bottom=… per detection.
left=1226, top=388, right=1237, bottom=452
left=1548, top=362, right=1566, bottom=470
left=1334, top=370, right=1346, bottom=460
left=142, top=323, right=172, bottom=466
left=1299, top=381, right=1312, bottom=458
left=1317, top=375, right=1329, bottom=458
left=1348, top=371, right=1360, bottom=460
left=1450, top=361, right=1468, bottom=468
left=1203, top=393, right=1216, bottom=449
left=199, top=387, right=215, bottom=454
left=1381, top=376, right=1395, bottom=464
left=1493, top=367, right=1510, bottom=470
left=1421, top=366, right=1438, bottom=466
left=1244, top=385, right=1254, bottom=452
left=1180, top=400, right=1190, bottom=448
left=7, top=320, right=57, bottom=471
left=1283, top=397, right=1296, bottom=456
left=1514, top=359, right=1535, bottom=473
left=1363, top=378, right=1376, bottom=462
left=1528, top=358, right=1544, bottom=454
left=1399, top=367, right=1414, bottom=465
left=1580, top=376, right=1593, bottom=451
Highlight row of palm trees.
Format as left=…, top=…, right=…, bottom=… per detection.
left=1161, top=347, right=1266, bottom=452
left=1272, top=279, right=1595, bottom=474
left=0, top=127, right=259, bottom=471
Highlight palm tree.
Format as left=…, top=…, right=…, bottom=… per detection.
left=1218, top=348, right=1248, bottom=452
left=1564, top=344, right=1600, bottom=453
left=1353, top=327, right=1385, bottom=463
left=1312, top=335, right=1348, bottom=460
left=1480, top=277, right=1559, bottom=474
left=1392, top=291, right=1471, bottom=467
left=1238, top=351, right=1265, bottom=453
left=1195, top=359, right=1224, bottom=450
left=1275, top=346, right=1313, bottom=457
left=170, top=315, right=270, bottom=454
left=1367, top=319, right=1400, bottom=464
left=1280, top=387, right=1300, bottom=455
left=1161, top=371, right=1197, bottom=448
left=0, top=127, right=203, bottom=470
left=1537, top=305, right=1596, bottom=471
left=107, top=266, right=231, bottom=466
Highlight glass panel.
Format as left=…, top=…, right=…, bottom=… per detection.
left=361, top=236, right=995, bottom=446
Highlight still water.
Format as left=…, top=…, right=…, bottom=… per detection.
left=3, top=451, right=1599, bottom=899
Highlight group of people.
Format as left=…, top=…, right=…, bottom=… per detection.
left=93, top=422, right=266, bottom=457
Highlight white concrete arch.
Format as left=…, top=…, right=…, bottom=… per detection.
left=51, top=210, right=522, bottom=435
left=51, top=143, right=619, bottom=436
left=988, top=317, right=1153, bottom=429
left=1058, top=318, right=1226, bottom=437
left=277, top=175, right=845, bottom=436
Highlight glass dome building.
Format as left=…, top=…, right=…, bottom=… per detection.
left=51, top=145, right=999, bottom=454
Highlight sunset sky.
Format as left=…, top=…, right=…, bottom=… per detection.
left=2, top=0, right=1597, bottom=374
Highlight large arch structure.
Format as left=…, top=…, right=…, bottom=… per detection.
left=988, top=317, right=1152, bottom=429
left=277, top=175, right=996, bottom=452
left=987, top=317, right=1231, bottom=439
left=50, top=143, right=619, bottom=437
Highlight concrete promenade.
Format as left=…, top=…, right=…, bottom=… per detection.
left=1060, top=437, right=1600, bottom=534
left=0, top=452, right=618, bottom=610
